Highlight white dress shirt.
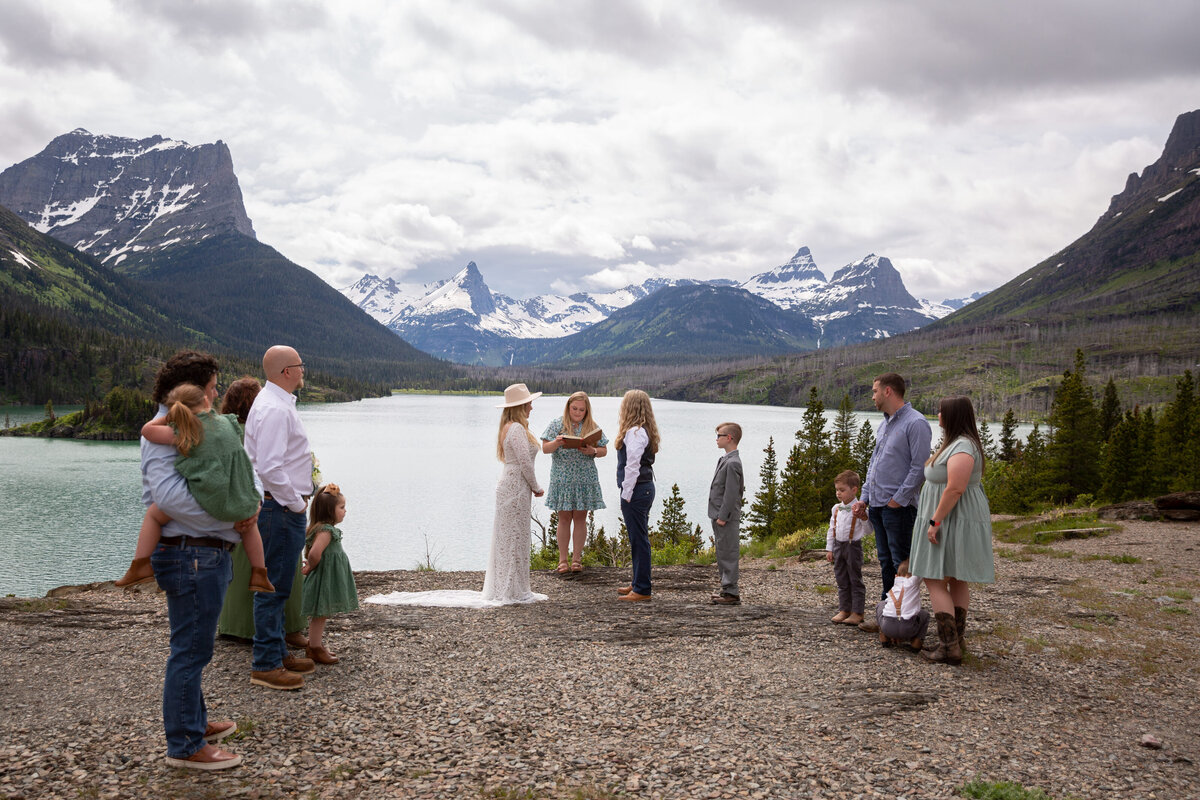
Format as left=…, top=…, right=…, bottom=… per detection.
left=620, top=427, right=649, bottom=502
left=245, top=381, right=312, bottom=512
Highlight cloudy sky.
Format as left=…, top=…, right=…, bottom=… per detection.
left=2, top=1, right=1198, bottom=301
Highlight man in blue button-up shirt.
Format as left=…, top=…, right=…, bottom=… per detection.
left=852, top=373, right=932, bottom=632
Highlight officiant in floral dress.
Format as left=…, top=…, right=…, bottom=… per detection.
left=541, top=391, right=608, bottom=573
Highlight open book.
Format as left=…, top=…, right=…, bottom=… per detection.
left=561, top=428, right=603, bottom=449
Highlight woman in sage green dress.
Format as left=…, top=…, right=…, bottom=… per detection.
left=216, top=377, right=307, bottom=644
left=908, top=396, right=994, bottom=665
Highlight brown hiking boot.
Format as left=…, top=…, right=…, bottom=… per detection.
left=921, top=611, right=962, bottom=665
left=114, top=557, right=155, bottom=588
left=282, top=655, right=315, bottom=674
left=250, top=668, right=304, bottom=690
left=248, top=566, right=276, bottom=593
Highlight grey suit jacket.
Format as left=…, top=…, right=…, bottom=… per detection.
left=708, top=450, right=744, bottom=522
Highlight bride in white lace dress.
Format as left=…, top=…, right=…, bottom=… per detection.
left=367, top=384, right=548, bottom=608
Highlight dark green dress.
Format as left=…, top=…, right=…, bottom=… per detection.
left=302, top=524, right=359, bottom=617
left=175, top=411, right=260, bottom=522
left=218, top=547, right=306, bottom=639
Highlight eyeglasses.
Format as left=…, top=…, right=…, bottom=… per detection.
left=281, top=363, right=305, bottom=374
left=716, top=433, right=730, bottom=440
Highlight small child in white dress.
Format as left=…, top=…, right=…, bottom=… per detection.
left=875, top=559, right=930, bottom=651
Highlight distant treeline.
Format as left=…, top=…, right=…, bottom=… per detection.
left=740, top=353, right=1200, bottom=541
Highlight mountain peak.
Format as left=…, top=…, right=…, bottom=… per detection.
left=1102, top=108, right=1200, bottom=221
left=0, top=129, right=256, bottom=271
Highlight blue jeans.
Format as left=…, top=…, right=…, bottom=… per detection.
left=252, top=498, right=306, bottom=672
left=151, top=541, right=232, bottom=759
left=869, top=504, right=918, bottom=600
left=621, top=482, right=655, bottom=595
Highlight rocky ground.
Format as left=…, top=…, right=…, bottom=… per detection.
left=1, top=518, right=1198, bottom=800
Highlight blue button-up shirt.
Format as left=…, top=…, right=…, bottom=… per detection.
left=862, top=402, right=932, bottom=509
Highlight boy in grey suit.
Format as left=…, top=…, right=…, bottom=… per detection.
left=709, top=422, right=745, bottom=605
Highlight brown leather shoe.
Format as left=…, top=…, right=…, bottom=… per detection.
left=617, top=585, right=633, bottom=596
left=617, top=591, right=651, bottom=602
left=285, top=632, right=310, bottom=649
left=842, top=612, right=864, bottom=625
left=306, top=644, right=339, bottom=665
left=165, top=744, right=242, bottom=770
left=711, top=593, right=741, bottom=605
left=248, top=566, right=276, bottom=593
left=114, top=557, right=155, bottom=588
left=204, top=720, right=236, bottom=743
left=250, top=667, right=304, bottom=690
left=857, top=619, right=880, bottom=633
left=282, top=654, right=315, bottom=674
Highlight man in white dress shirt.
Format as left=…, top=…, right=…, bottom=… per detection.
left=245, top=345, right=315, bottom=689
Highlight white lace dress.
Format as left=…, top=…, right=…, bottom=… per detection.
left=366, top=423, right=548, bottom=608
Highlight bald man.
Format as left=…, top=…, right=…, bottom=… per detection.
left=244, top=346, right=315, bottom=689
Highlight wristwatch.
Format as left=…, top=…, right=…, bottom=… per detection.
left=929, top=519, right=940, bottom=527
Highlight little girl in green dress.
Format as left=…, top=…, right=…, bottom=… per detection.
left=301, top=483, right=359, bottom=664
left=115, top=382, right=274, bottom=593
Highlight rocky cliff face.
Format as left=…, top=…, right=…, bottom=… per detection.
left=0, top=129, right=256, bottom=271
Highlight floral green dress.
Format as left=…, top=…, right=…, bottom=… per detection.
left=540, top=417, right=608, bottom=511
left=908, top=437, right=995, bottom=583
left=302, top=524, right=359, bottom=617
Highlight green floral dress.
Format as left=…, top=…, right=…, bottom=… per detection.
left=540, top=417, right=608, bottom=511
left=908, top=437, right=995, bottom=583
left=302, top=524, right=359, bottom=617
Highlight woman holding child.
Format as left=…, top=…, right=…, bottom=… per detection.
left=541, top=391, right=608, bottom=574
left=907, top=396, right=995, bottom=664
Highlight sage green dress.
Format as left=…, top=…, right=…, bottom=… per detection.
left=218, top=547, right=306, bottom=639
left=908, top=437, right=995, bottom=583
left=302, top=525, right=359, bottom=617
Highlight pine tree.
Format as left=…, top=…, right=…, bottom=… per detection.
left=1158, top=371, right=1199, bottom=492
left=775, top=440, right=812, bottom=537
left=978, top=418, right=997, bottom=461
left=833, top=393, right=855, bottom=468
left=852, top=420, right=875, bottom=483
left=653, top=483, right=701, bottom=553
left=999, top=409, right=1019, bottom=462
left=1137, top=407, right=1162, bottom=497
left=1099, top=378, right=1122, bottom=442
left=1100, top=410, right=1138, bottom=502
left=1045, top=350, right=1101, bottom=502
left=744, top=436, right=780, bottom=541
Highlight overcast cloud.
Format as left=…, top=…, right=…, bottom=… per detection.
left=1, top=0, right=1197, bottom=301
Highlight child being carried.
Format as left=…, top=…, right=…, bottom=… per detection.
left=115, top=383, right=273, bottom=592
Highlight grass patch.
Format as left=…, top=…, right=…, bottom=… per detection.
left=814, top=584, right=834, bottom=595
left=1022, top=545, right=1074, bottom=559
left=1081, top=554, right=1141, bottom=564
left=960, top=779, right=1061, bottom=799
left=1166, top=588, right=1194, bottom=601
left=995, top=512, right=1118, bottom=546
left=1163, top=605, right=1191, bottom=615
left=229, top=718, right=257, bottom=741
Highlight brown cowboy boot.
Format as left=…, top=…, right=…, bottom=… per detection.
left=921, top=611, right=962, bottom=665
left=954, top=606, right=967, bottom=653
left=248, top=567, right=276, bottom=593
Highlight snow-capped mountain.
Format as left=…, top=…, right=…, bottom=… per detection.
left=0, top=129, right=255, bottom=270
left=341, top=248, right=973, bottom=363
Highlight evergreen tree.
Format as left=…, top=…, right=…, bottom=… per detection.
left=1099, top=378, right=1122, bottom=442
left=978, top=418, right=997, bottom=461
left=1158, top=371, right=1199, bottom=492
left=744, top=436, right=780, bottom=541
left=775, top=440, right=812, bottom=537
left=1100, top=410, right=1138, bottom=502
left=1045, top=350, right=1101, bottom=502
left=776, top=388, right=838, bottom=532
left=653, top=483, right=702, bottom=553
left=1135, top=407, right=1160, bottom=498
left=852, top=420, right=875, bottom=483
left=999, top=409, right=1019, bottom=462
left=833, top=393, right=855, bottom=468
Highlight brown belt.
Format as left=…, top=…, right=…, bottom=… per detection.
left=263, top=492, right=311, bottom=501
left=159, top=536, right=236, bottom=551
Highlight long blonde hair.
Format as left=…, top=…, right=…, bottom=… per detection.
left=615, top=389, right=659, bottom=453
left=497, top=402, right=538, bottom=461
left=561, top=391, right=598, bottom=435
left=164, top=383, right=210, bottom=457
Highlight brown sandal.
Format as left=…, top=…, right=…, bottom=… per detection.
left=570, top=559, right=583, bottom=573
left=556, top=560, right=570, bottom=574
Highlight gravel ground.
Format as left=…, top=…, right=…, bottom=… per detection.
left=1, top=517, right=1198, bottom=800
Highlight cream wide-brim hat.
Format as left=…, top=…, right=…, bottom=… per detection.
left=496, top=383, right=543, bottom=408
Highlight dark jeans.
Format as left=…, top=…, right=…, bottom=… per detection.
left=621, top=482, right=655, bottom=595
left=252, top=498, right=306, bottom=672
left=869, top=504, right=918, bottom=600
left=152, top=541, right=232, bottom=758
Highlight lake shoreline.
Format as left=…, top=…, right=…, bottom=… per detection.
left=3, top=518, right=1198, bottom=799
